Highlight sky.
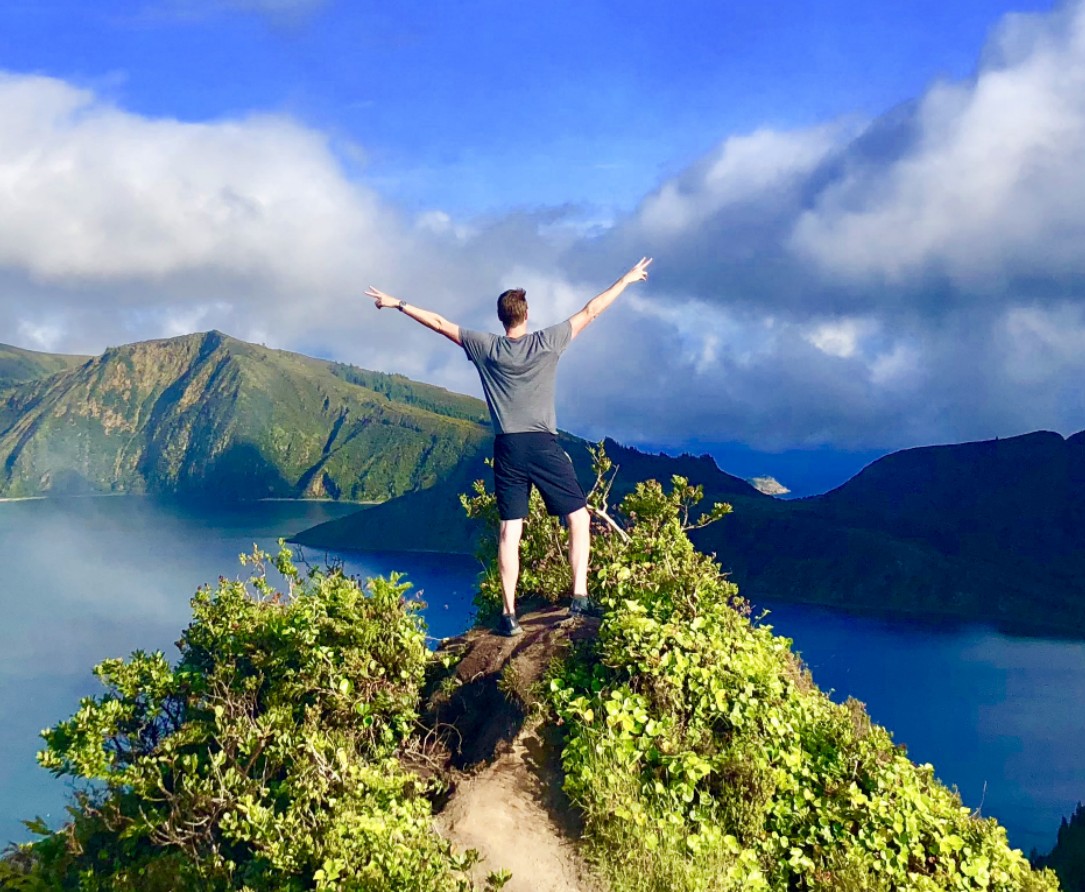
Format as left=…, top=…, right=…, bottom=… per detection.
left=1, top=0, right=1082, bottom=494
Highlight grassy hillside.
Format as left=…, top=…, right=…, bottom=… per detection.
left=0, top=331, right=491, bottom=500
left=0, top=342, right=89, bottom=394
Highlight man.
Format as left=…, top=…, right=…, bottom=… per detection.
left=365, top=257, right=652, bottom=636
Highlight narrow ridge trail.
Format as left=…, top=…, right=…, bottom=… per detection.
left=425, top=606, right=604, bottom=892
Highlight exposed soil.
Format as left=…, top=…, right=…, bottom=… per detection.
left=421, top=605, right=604, bottom=892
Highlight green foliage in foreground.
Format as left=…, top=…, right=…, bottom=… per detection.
left=1034, top=803, right=1085, bottom=891
left=3, top=546, right=485, bottom=891
left=466, top=446, right=1060, bottom=892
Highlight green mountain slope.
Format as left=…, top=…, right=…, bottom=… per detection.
left=692, top=430, right=1085, bottom=635
left=6, top=330, right=1083, bottom=635
left=0, top=342, right=89, bottom=393
left=0, top=331, right=491, bottom=500
left=292, top=435, right=766, bottom=553
left=298, top=428, right=1085, bottom=636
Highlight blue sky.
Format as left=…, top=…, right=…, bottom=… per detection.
left=0, top=0, right=1052, bottom=215
left=2, top=0, right=1083, bottom=494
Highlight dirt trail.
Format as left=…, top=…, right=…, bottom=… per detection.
left=424, top=606, right=603, bottom=892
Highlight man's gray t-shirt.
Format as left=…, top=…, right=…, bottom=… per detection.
left=460, top=321, right=572, bottom=434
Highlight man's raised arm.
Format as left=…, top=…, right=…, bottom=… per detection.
left=365, top=287, right=462, bottom=346
left=568, top=257, right=652, bottom=340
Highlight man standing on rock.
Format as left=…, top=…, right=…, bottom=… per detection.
left=366, top=258, right=652, bottom=636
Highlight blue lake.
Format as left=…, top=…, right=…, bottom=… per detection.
left=1, top=497, right=1083, bottom=856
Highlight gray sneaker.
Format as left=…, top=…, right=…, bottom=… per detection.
left=498, top=613, right=524, bottom=637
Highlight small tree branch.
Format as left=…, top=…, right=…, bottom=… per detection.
left=588, top=504, right=631, bottom=543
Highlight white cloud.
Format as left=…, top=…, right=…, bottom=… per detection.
left=0, top=74, right=386, bottom=287
left=0, top=71, right=514, bottom=367
left=538, top=0, right=1085, bottom=450
left=15, top=319, right=65, bottom=353
left=6, top=1, right=1085, bottom=457
left=869, top=342, right=920, bottom=388
left=1001, top=304, right=1085, bottom=385
left=637, top=126, right=845, bottom=237
left=803, top=317, right=875, bottom=359
left=790, top=2, right=1085, bottom=288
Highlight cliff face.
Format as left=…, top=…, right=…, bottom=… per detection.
left=0, top=331, right=491, bottom=500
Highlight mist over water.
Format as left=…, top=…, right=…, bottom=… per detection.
left=0, top=497, right=480, bottom=846
left=0, top=497, right=1082, bottom=857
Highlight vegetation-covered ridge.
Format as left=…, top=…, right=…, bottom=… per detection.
left=1, top=449, right=1062, bottom=890
left=0, top=331, right=490, bottom=501
left=699, top=428, right=1085, bottom=636
left=302, top=429, right=1085, bottom=638
left=463, top=447, right=1059, bottom=891
left=293, top=434, right=765, bottom=554
left=0, top=342, right=89, bottom=394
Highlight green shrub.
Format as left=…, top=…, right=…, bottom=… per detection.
left=7, top=544, right=482, bottom=891
left=465, top=444, right=1061, bottom=891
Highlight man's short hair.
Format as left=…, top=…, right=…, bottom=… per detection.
left=497, top=288, right=527, bottom=328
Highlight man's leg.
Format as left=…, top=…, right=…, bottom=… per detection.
left=498, top=518, right=524, bottom=616
left=567, top=506, right=590, bottom=595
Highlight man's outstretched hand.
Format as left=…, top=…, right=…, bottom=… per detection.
left=621, top=257, right=653, bottom=286
left=568, top=256, right=655, bottom=339
left=365, top=286, right=398, bottom=309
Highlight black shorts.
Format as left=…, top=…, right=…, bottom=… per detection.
left=493, top=432, right=587, bottom=521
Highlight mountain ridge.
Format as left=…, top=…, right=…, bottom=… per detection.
left=5, top=330, right=1085, bottom=636
left=0, top=330, right=491, bottom=500
left=0, top=342, right=90, bottom=395
left=691, top=429, right=1085, bottom=636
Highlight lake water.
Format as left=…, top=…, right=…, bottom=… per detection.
left=1, top=498, right=1083, bottom=856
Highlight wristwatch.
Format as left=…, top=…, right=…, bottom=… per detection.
left=397, top=300, right=407, bottom=311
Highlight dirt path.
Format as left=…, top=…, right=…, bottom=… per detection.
left=425, top=606, right=604, bottom=892
left=435, top=724, right=602, bottom=891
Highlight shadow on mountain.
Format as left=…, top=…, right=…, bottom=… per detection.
left=191, top=442, right=294, bottom=500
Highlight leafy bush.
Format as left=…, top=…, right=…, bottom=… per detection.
left=465, top=445, right=1060, bottom=891
left=6, top=545, right=483, bottom=891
